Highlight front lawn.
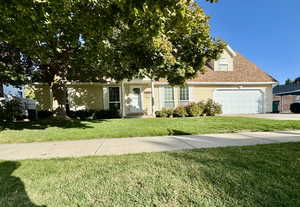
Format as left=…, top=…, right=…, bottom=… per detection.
left=1, top=142, right=299, bottom=207
left=1, top=116, right=300, bottom=144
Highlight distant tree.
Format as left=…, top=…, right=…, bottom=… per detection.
left=285, top=78, right=294, bottom=85
left=285, top=77, right=300, bottom=85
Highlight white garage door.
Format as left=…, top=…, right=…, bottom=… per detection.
left=214, top=89, right=264, bottom=114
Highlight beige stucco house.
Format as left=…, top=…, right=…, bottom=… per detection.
left=33, top=46, right=277, bottom=116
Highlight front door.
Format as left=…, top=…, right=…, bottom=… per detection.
left=129, top=86, right=143, bottom=113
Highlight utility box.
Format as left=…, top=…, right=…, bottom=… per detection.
left=272, top=101, right=280, bottom=113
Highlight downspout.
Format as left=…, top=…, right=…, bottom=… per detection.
left=280, top=95, right=283, bottom=113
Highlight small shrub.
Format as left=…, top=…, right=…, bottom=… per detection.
left=186, top=102, right=204, bottom=117
left=28, top=109, right=37, bottom=121
left=73, top=110, right=95, bottom=120
left=9, top=99, right=24, bottom=119
left=173, top=106, right=188, bottom=117
left=67, top=110, right=76, bottom=119
left=204, top=99, right=222, bottom=116
left=161, top=108, right=174, bottom=118
left=155, top=111, right=163, bottom=118
left=197, top=101, right=206, bottom=111
left=165, top=108, right=174, bottom=118
left=0, top=100, right=7, bottom=121
left=68, top=109, right=120, bottom=120
left=94, top=109, right=120, bottom=119
left=155, top=110, right=167, bottom=118
left=37, top=110, right=53, bottom=120
left=290, top=102, right=300, bottom=113
left=0, top=99, right=23, bottom=121
left=94, top=110, right=106, bottom=119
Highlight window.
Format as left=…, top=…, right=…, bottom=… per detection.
left=218, top=57, right=229, bottom=71
left=109, top=87, right=120, bottom=110
left=179, top=87, right=189, bottom=106
left=219, top=64, right=229, bottom=71
left=164, top=87, right=174, bottom=108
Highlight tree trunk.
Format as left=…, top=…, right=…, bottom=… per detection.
left=51, top=74, right=69, bottom=119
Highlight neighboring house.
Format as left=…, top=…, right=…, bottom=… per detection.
left=273, top=83, right=300, bottom=113
left=2, top=85, right=24, bottom=98
left=32, top=46, right=277, bottom=116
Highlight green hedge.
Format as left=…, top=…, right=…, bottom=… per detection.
left=0, top=99, right=23, bottom=122
left=155, top=99, right=222, bottom=118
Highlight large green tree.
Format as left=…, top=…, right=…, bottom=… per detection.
left=0, top=42, right=32, bottom=86
left=0, top=0, right=225, bottom=117
left=0, top=41, right=34, bottom=96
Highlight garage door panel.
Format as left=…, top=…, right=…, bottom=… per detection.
left=214, top=90, right=264, bottom=114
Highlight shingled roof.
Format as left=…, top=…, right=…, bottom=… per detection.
left=273, top=83, right=300, bottom=95
left=159, top=52, right=277, bottom=83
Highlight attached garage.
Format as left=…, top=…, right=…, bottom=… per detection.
left=214, top=89, right=264, bottom=114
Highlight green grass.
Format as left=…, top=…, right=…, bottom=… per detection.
left=1, top=116, right=300, bottom=144
left=1, top=142, right=300, bottom=207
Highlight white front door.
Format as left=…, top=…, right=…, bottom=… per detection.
left=128, top=86, right=143, bottom=113
left=214, top=89, right=264, bottom=114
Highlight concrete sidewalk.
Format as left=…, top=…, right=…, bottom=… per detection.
left=1, top=131, right=300, bottom=160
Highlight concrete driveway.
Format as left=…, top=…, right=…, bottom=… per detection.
left=229, top=113, right=300, bottom=120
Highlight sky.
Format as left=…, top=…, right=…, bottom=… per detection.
left=197, top=0, right=300, bottom=84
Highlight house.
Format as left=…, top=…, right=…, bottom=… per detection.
left=273, top=83, right=300, bottom=113
left=32, top=46, right=277, bottom=116
left=0, top=84, right=24, bottom=98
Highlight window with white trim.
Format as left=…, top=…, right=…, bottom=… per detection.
left=164, top=87, right=175, bottom=108
left=218, top=57, right=229, bottom=71
left=109, top=87, right=120, bottom=110
left=179, top=87, right=189, bottom=106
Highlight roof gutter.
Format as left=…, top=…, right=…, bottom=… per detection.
left=155, top=82, right=277, bottom=86
left=274, top=89, right=300, bottom=96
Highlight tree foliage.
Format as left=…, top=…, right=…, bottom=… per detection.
left=0, top=0, right=225, bottom=117
left=285, top=78, right=294, bottom=85
left=0, top=41, right=33, bottom=86
left=285, top=77, right=300, bottom=85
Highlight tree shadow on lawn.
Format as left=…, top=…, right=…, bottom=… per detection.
left=167, top=129, right=192, bottom=136
left=167, top=144, right=300, bottom=206
left=0, top=161, right=46, bottom=207
left=0, top=119, right=107, bottom=131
